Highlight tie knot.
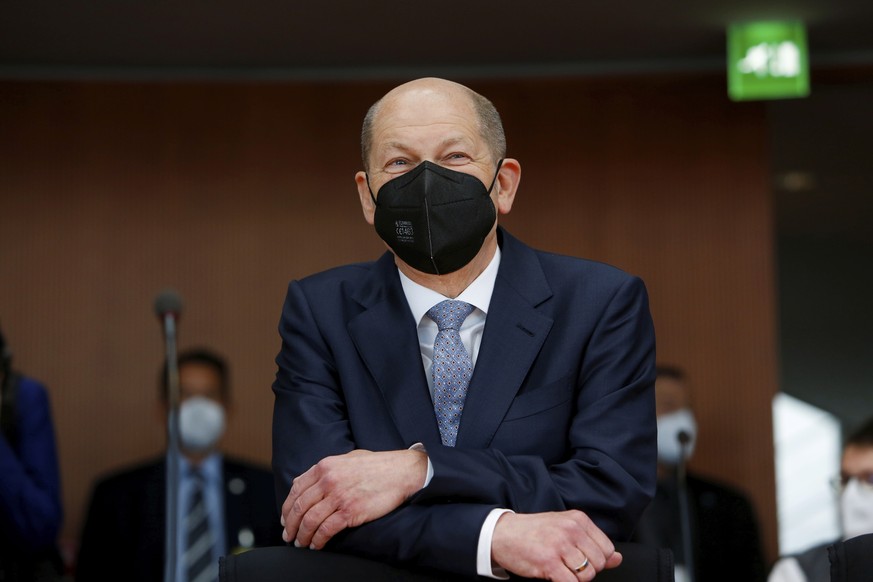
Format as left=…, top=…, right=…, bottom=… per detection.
left=427, top=300, right=474, bottom=332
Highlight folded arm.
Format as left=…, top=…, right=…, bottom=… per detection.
left=272, top=274, right=656, bottom=576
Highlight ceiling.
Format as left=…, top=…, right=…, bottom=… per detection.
left=2, top=0, right=873, bottom=80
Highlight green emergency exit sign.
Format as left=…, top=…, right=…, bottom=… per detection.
left=728, top=21, right=809, bottom=101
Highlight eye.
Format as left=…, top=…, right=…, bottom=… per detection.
left=444, top=152, right=470, bottom=165
left=384, top=158, right=412, bottom=174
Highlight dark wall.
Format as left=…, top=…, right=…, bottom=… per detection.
left=0, top=75, right=780, bottom=563
left=770, top=78, right=873, bottom=435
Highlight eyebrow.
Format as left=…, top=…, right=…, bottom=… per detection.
left=381, top=135, right=474, bottom=155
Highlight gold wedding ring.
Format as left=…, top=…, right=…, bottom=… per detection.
left=573, top=556, right=590, bottom=572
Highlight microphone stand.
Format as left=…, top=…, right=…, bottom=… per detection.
left=676, top=432, right=695, bottom=582
left=156, top=292, right=182, bottom=582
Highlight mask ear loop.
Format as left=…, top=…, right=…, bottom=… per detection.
left=486, top=159, right=505, bottom=194
left=365, top=174, right=378, bottom=205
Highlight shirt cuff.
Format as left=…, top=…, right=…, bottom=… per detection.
left=408, top=442, right=433, bottom=488
left=477, top=508, right=514, bottom=579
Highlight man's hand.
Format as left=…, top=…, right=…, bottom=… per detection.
left=491, top=511, right=622, bottom=581
left=281, top=449, right=428, bottom=549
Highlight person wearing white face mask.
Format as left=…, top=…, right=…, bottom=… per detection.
left=768, top=416, right=873, bottom=582
left=632, top=365, right=767, bottom=582
left=76, top=348, right=283, bottom=582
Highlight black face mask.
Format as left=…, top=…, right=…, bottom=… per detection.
left=368, top=161, right=502, bottom=275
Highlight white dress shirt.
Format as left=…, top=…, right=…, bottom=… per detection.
left=398, top=246, right=511, bottom=579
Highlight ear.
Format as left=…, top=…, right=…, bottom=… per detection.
left=356, top=171, right=376, bottom=225
left=493, top=158, right=521, bottom=215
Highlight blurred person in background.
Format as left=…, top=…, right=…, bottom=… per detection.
left=75, top=348, right=282, bottom=582
left=768, top=416, right=873, bottom=582
left=0, top=326, right=64, bottom=582
left=633, top=365, right=767, bottom=582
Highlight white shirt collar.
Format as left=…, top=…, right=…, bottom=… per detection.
left=399, top=245, right=501, bottom=324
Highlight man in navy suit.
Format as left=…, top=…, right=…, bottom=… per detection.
left=273, top=78, right=657, bottom=581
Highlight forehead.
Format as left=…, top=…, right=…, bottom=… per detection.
left=370, top=88, right=482, bottom=153
left=655, top=376, right=689, bottom=415
left=842, top=444, right=873, bottom=473
left=179, top=362, right=222, bottom=398
left=655, top=376, right=688, bottom=403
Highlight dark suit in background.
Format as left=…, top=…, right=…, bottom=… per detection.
left=75, top=456, right=283, bottom=582
left=634, top=472, right=767, bottom=582
left=272, top=227, right=657, bottom=576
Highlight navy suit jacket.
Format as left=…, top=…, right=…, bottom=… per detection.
left=0, top=376, right=62, bottom=552
left=272, top=228, right=657, bottom=577
left=0, top=375, right=64, bottom=578
left=75, top=456, right=284, bottom=582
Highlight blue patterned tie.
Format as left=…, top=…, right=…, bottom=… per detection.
left=427, top=299, right=475, bottom=447
left=184, top=470, right=217, bottom=582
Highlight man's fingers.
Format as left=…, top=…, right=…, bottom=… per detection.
left=281, top=473, right=308, bottom=521
left=281, top=474, right=325, bottom=542
left=294, top=499, right=337, bottom=547
left=280, top=487, right=296, bottom=541
left=309, top=511, right=352, bottom=549
left=291, top=489, right=336, bottom=547
left=565, top=510, right=616, bottom=573
left=280, top=450, right=428, bottom=550
left=283, top=469, right=314, bottom=509
left=563, top=549, right=591, bottom=577
left=292, top=464, right=319, bottom=491
left=572, top=543, right=605, bottom=573
left=587, top=524, right=616, bottom=560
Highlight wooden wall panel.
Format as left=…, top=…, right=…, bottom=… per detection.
left=0, top=76, right=779, bottom=565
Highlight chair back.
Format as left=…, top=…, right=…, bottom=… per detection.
left=220, top=542, right=673, bottom=581
left=829, top=533, right=873, bottom=582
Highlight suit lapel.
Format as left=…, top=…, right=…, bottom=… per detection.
left=457, top=230, right=554, bottom=448
left=348, top=253, right=443, bottom=448
left=347, top=231, right=554, bottom=450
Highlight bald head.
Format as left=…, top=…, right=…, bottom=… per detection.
left=360, top=78, right=506, bottom=171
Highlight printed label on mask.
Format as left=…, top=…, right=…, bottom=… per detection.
left=394, top=220, right=415, bottom=243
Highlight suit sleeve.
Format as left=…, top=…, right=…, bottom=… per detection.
left=0, top=378, right=63, bottom=553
